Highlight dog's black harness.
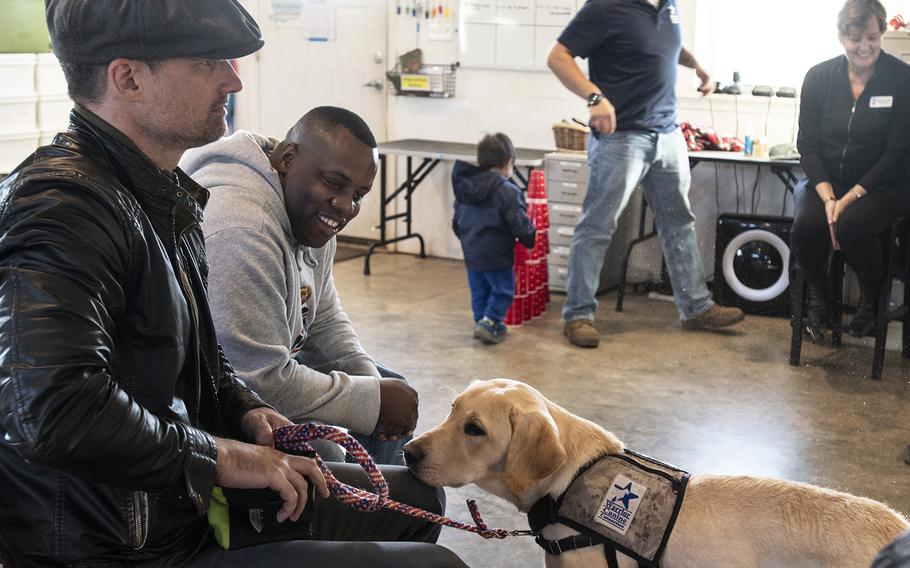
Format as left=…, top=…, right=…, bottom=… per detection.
left=526, top=450, right=689, bottom=568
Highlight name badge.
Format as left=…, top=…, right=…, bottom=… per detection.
left=668, top=5, right=679, bottom=24
left=870, top=96, right=893, bottom=109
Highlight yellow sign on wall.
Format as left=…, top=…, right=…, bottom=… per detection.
left=400, top=74, right=430, bottom=92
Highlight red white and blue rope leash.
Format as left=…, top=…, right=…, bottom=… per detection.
left=274, top=423, right=532, bottom=539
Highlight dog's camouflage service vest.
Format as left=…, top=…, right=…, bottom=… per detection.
left=527, top=450, right=689, bottom=568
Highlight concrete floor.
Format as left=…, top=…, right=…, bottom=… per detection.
left=333, top=252, right=910, bottom=568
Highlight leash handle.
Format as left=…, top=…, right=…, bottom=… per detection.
left=273, top=423, right=518, bottom=539
left=275, top=423, right=389, bottom=507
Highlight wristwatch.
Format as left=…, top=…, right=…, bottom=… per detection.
left=586, top=92, right=603, bottom=107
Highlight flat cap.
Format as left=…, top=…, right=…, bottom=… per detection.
left=45, top=0, right=265, bottom=64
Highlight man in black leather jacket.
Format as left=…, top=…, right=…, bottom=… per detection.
left=0, top=2, right=466, bottom=567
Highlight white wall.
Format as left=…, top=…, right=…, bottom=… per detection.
left=886, top=0, right=910, bottom=15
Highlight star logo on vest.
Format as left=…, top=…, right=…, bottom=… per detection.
left=594, top=474, right=648, bottom=535
left=614, top=482, right=640, bottom=509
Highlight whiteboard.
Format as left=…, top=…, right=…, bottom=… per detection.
left=458, top=0, right=581, bottom=70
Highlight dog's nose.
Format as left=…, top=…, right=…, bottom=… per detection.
left=403, top=441, right=425, bottom=465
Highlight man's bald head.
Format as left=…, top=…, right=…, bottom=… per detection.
left=285, top=106, right=377, bottom=151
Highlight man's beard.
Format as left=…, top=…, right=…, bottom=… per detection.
left=183, top=116, right=229, bottom=149
left=139, top=112, right=228, bottom=154
left=170, top=115, right=228, bottom=150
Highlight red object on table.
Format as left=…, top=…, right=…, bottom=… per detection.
left=680, top=122, right=744, bottom=153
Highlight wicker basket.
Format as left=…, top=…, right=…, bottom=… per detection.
left=552, top=120, right=590, bottom=153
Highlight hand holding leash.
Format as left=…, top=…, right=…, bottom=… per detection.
left=214, top=437, right=329, bottom=523
left=275, top=423, right=531, bottom=539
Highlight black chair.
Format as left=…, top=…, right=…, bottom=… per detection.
left=789, top=218, right=910, bottom=381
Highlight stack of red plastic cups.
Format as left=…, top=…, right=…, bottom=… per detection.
left=505, top=170, right=551, bottom=326
left=505, top=242, right=529, bottom=326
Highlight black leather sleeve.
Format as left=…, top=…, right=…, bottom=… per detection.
left=0, top=181, right=216, bottom=495
left=215, top=345, right=272, bottom=440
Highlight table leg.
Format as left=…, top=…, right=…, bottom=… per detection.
left=363, top=155, right=437, bottom=275
left=364, top=154, right=388, bottom=275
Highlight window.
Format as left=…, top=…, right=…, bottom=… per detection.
left=693, top=0, right=849, bottom=92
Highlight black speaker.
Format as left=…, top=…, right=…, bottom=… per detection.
left=714, top=214, right=793, bottom=317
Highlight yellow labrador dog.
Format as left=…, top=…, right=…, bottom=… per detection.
left=404, top=379, right=908, bottom=568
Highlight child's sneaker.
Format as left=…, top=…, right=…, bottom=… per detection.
left=494, top=321, right=507, bottom=337
left=473, top=317, right=504, bottom=344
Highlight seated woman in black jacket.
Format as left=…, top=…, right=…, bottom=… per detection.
left=793, top=0, right=910, bottom=341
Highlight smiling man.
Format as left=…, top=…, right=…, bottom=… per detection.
left=181, top=107, right=419, bottom=466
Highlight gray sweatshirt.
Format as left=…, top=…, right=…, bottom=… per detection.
left=180, top=131, right=381, bottom=434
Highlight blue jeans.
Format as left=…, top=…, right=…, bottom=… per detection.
left=563, top=129, right=712, bottom=322
left=466, top=267, right=515, bottom=323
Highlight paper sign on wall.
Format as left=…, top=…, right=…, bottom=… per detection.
left=400, top=74, right=431, bottom=91
left=269, top=0, right=335, bottom=39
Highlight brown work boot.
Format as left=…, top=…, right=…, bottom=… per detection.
left=681, top=305, right=745, bottom=330
left=564, top=319, right=600, bottom=348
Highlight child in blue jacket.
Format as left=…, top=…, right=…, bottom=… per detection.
left=452, top=133, right=536, bottom=344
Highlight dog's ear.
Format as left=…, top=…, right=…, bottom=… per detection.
left=504, top=409, right=567, bottom=495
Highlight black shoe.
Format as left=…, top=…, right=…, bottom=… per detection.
left=848, top=275, right=881, bottom=338
left=804, top=322, right=826, bottom=343
left=805, top=282, right=832, bottom=343
left=848, top=298, right=878, bottom=337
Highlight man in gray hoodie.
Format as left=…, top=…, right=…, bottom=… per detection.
left=181, top=107, right=417, bottom=465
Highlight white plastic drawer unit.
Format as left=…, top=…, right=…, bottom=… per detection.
left=38, top=94, right=72, bottom=131
left=548, top=264, right=568, bottom=291
left=548, top=202, right=583, bottom=226
left=546, top=157, right=588, bottom=183
left=548, top=180, right=586, bottom=205
left=36, top=53, right=67, bottom=95
left=0, top=54, right=37, bottom=97
left=0, top=95, right=38, bottom=134
left=548, top=245, right=571, bottom=266
left=549, top=225, right=575, bottom=248
left=0, top=131, right=40, bottom=173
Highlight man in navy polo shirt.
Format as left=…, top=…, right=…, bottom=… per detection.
left=548, top=0, right=745, bottom=348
